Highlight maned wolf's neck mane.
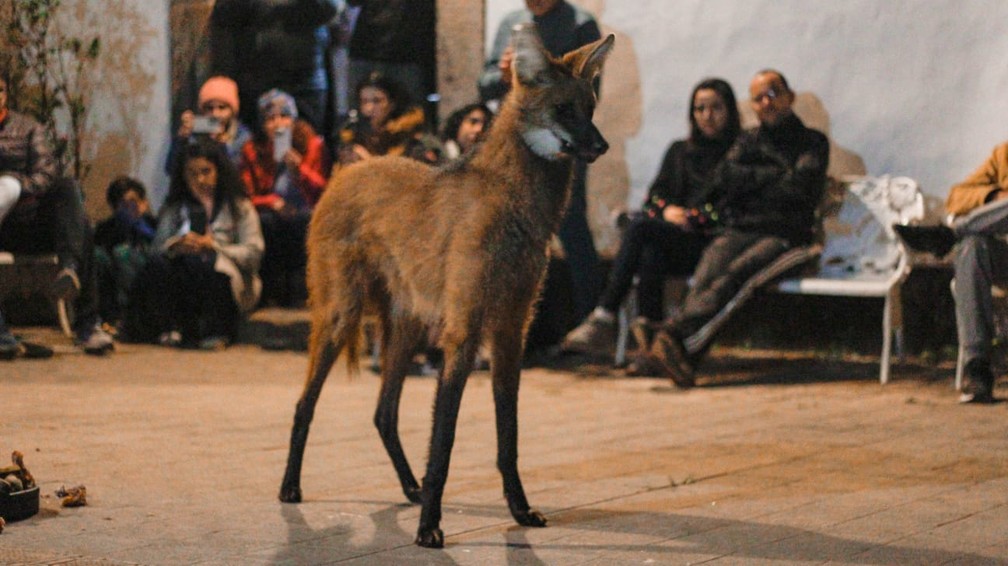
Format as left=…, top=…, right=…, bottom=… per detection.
left=469, top=94, right=575, bottom=229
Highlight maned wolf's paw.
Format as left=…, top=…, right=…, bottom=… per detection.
left=415, top=526, right=444, bottom=548
left=404, top=486, right=423, bottom=505
left=513, top=508, right=548, bottom=527
left=278, top=484, right=302, bottom=503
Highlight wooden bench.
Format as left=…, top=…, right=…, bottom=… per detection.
left=615, top=175, right=926, bottom=384
left=0, top=251, right=75, bottom=337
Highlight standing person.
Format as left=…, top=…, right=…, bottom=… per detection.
left=239, top=89, right=330, bottom=307
left=210, top=0, right=339, bottom=133
left=561, top=78, right=741, bottom=374
left=647, top=69, right=829, bottom=388
left=479, top=0, right=604, bottom=321
left=167, top=76, right=252, bottom=172
left=914, top=142, right=1008, bottom=403
left=93, top=176, right=157, bottom=331
left=346, top=0, right=437, bottom=110
left=334, top=72, right=433, bottom=168
left=440, top=102, right=492, bottom=161
left=0, top=69, right=114, bottom=358
left=122, top=137, right=264, bottom=350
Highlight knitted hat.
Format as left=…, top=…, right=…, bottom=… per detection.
left=257, top=89, right=298, bottom=121
left=198, top=76, right=240, bottom=113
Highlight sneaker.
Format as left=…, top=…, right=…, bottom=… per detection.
left=50, top=267, right=81, bottom=302
left=0, top=330, right=21, bottom=361
left=959, top=359, right=995, bottom=404
left=560, top=311, right=616, bottom=355
left=75, top=323, right=115, bottom=356
left=198, top=335, right=230, bottom=351
left=158, top=330, right=183, bottom=348
left=893, top=224, right=957, bottom=258
left=648, top=327, right=696, bottom=388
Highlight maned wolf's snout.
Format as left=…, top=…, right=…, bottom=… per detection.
left=574, top=128, right=609, bottom=163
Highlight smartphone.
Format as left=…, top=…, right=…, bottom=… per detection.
left=192, top=115, right=221, bottom=135
left=188, top=206, right=207, bottom=234
left=273, top=127, right=292, bottom=163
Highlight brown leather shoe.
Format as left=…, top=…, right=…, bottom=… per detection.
left=649, top=329, right=695, bottom=388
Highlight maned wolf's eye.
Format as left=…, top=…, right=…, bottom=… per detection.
left=554, top=103, right=576, bottom=120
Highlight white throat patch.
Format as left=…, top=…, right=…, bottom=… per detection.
left=522, top=127, right=565, bottom=161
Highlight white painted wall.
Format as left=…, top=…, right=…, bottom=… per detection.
left=488, top=0, right=1008, bottom=212
left=57, top=0, right=170, bottom=218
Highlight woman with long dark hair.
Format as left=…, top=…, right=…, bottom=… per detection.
left=123, top=137, right=264, bottom=349
left=334, top=72, right=433, bottom=167
left=561, top=78, right=742, bottom=374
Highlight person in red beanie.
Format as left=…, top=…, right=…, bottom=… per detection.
left=167, top=75, right=252, bottom=173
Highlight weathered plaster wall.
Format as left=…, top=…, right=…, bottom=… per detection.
left=64, top=0, right=170, bottom=219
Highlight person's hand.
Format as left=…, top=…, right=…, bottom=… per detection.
left=170, top=231, right=214, bottom=255
left=663, top=205, right=690, bottom=228
left=351, top=144, right=372, bottom=161
left=271, top=197, right=287, bottom=212
left=498, top=45, right=515, bottom=85
left=177, top=110, right=194, bottom=138
left=283, top=148, right=303, bottom=172
left=117, top=199, right=142, bottom=223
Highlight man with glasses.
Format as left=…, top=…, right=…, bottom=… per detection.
left=646, top=69, right=830, bottom=388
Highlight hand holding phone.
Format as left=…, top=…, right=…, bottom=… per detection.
left=192, top=115, right=222, bottom=135
left=273, top=127, right=292, bottom=163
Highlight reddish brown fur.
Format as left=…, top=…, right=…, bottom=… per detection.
left=281, top=26, right=614, bottom=548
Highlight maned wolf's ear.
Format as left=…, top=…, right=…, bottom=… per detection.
left=563, top=34, right=615, bottom=83
left=511, top=23, right=552, bottom=86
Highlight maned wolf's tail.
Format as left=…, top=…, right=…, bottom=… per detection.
left=304, top=241, right=368, bottom=379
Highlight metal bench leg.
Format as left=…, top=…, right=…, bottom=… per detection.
left=880, top=290, right=893, bottom=384
left=614, top=279, right=638, bottom=368
left=57, top=297, right=75, bottom=338
left=954, top=344, right=965, bottom=391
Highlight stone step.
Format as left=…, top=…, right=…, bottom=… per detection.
left=236, top=307, right=310, bottom=351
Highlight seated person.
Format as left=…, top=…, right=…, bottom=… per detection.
left=122, top=137, right=264, bottom=350
left=440, top=102, right=492, bottom=161
left=93, top=176, right=157, bottom=330
left=0, top=67, right=114, bottom=358
left=238, top=89, right=330, bottom=306
left=561, top=78, right=742, bottom=376
left=646, top=69, right=829, bottom=388
left=939, top=143, right=1008, bottom=403
left=334, top=72, right=435, bottom=168
left=167, top=75, right=252, bottom=172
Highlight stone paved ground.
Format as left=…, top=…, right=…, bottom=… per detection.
left=1, top=325, right=1006, bottom=565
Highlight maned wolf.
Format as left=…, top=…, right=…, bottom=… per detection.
left=279, top=25, right=614, bottom=548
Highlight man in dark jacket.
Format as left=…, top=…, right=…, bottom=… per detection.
left=479, top=0, right=604, bottom=326
left=648, top=69, right=829, bottom=388
left=0, top=71, right=114, bottom=358
left=346, top=0, right=436, bottom=110
left=211, top=0, right=338, bottom=133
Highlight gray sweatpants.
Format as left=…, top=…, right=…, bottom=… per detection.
left=951, top=198, right=1008, bottom=363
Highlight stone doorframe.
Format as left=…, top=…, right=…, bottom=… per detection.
left=168, top=0, right=484, bottom=132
